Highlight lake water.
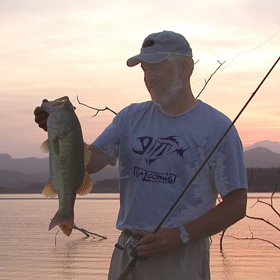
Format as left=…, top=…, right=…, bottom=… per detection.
left=0, top=193, right=279, bottom=280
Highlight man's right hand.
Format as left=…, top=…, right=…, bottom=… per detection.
left=34, top=99, right=49, bottom=131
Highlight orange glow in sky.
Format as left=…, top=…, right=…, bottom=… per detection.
left=0, top=0, right=279, bottom=158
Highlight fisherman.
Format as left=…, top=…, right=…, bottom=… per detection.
left=34, top=30, right=248, bottom=280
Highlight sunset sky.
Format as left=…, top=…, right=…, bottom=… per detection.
left=0, top=0, right=279, bottom=158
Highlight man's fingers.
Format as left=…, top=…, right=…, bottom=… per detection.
left=34, top=106, right=48, bottom=131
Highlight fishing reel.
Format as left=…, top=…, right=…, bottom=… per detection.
left=115, top=228, right=146, bottom=260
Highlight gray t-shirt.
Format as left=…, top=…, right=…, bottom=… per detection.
left=93, top=100, right=247, bottom=231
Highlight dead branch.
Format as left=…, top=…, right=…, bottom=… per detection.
left=225, top=234, right=280, bottom=250
left=219, top=167, right=280, bottom=250
left=219, top=229, right=227, bottom=251
left=195, top=60, right=226, bottom=99
left=248, top=167, right=280, bottom=218
left=73, top=223, right=107, bottom=239
left=76, top=95, right=117, bottom=117
left=250, top=198, right=280, bottom=218
left=219, top=225, right=280, bottom=250
left=245, top=215, right=280, bottom=232
left=54, top=224, right=107, bottom=246
left=271, top=167, right=280, bottom=209
left=247, top=167, right=254, bottom=187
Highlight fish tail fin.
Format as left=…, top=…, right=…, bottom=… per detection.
left=49, top=211, right=74, bottom=236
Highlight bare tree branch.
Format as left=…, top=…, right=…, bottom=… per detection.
left=252, top=198, right=280, bottom=218
left=73, top=223, right=107, bottom=239
left=77, top=95, right=118, bottom=116
left=225, top=234, right=280, bottom=250
left=219, top=229, right=227, bottom=251
left=53, top=224, right=107, bottom=245
left=219, top=167, right=280, bottom=250
left=195, top=60, right=226, bottom=99
left=246, top=215, right=280, bottom=232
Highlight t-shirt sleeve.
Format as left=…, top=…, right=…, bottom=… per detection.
left=92, top=113, right=121, bottom=161
left=211, top=133, right=248, bottom=197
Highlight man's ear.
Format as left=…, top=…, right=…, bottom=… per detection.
left=181, top=58, right=193, bottom=79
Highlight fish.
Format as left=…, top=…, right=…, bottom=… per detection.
left=40, top=96, right=93, bottom=236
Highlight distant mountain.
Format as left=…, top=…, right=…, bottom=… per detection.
left=0, top=153, right=118, bottom=181
left=0, top=153, right=119, bottom=193
left=2, top=142, right=280, bottom=193
left=244, top=140, right=280, bottom=154
left=0, top=169, right=49, bottom=188
left=0, top=154, right=49, bottom=174
left=244, top=147, right=280, bottom=168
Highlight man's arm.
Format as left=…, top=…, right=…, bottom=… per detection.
left=86, top=144, right=116, bottom=174
left=185, top=188, right=247, bottom=239
left=137, top=188, right=247, bottom=256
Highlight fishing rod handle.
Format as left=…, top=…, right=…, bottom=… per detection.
left=115, top=266, right=132, bottom=280
left=115, top=256, right=138, bottom=280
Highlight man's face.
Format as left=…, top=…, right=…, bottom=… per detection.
left=141, top=59, right=183, bottom=106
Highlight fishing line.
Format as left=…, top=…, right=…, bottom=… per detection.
left=191, top=29, right=280, bottom=85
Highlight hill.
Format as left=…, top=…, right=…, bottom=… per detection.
left=0, top=153, right=119, bottom=182
left=0, top=154, right=49, bottom=174
left=244, top=147, right=280, bottom=168
left=244, top=140, right=280, bottom=154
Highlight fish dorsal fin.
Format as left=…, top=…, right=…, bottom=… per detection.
left=84, top=143, right=92, bottom=167
left=40, top=139, right=49, bottom=153
left=42, top=180, right=58, bottom=197
left=76, top=171, right=93, bottom=196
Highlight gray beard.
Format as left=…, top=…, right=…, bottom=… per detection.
left=151, top=78, right=182, bottom=106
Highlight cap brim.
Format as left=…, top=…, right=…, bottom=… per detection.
left=127, top=53, right=170, bottom=67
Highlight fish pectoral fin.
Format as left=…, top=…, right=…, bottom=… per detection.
left=77, top=171, right=93, bottom=196
left=42, top=180, right=58, bottom=197
left=83, top=142, right=92, bottom=167
left=40, top=139, right=49, bottom=153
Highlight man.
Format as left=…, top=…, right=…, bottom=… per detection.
left=34, top=31, right=247, bottom=280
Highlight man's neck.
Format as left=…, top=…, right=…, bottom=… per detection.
left=160, top=89, right=198, bottom=115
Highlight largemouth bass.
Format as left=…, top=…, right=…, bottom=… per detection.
left=40, top=96, right=92, bottom=236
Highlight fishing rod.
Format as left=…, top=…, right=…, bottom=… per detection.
left=116, top=56, right=280, bottom=280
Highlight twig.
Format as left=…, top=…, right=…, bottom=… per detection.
left=271, top=167, right=280, bottom=207
left=76, top=95, right=117, bottom=116
left=248, top=166, right=280, bottom=218
left=73, top=223, right=107, bottom=239
left=195, top=60, right=226, bottom=99
left=225, top=234, right=280, bottom=250
left=246, top=215, right=280, bottom=232
left=55, top=230, right=60, bottom=246
left=253, top=199, right=280, bottom=218
left=219, top=229, right=227, bottom=251
left=247, top=167, right=254, bottom=188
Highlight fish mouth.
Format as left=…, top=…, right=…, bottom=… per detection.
left=50, top=96, right=70, bottom=106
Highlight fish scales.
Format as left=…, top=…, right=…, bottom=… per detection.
left=40, top=96, right=92, bottom=236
